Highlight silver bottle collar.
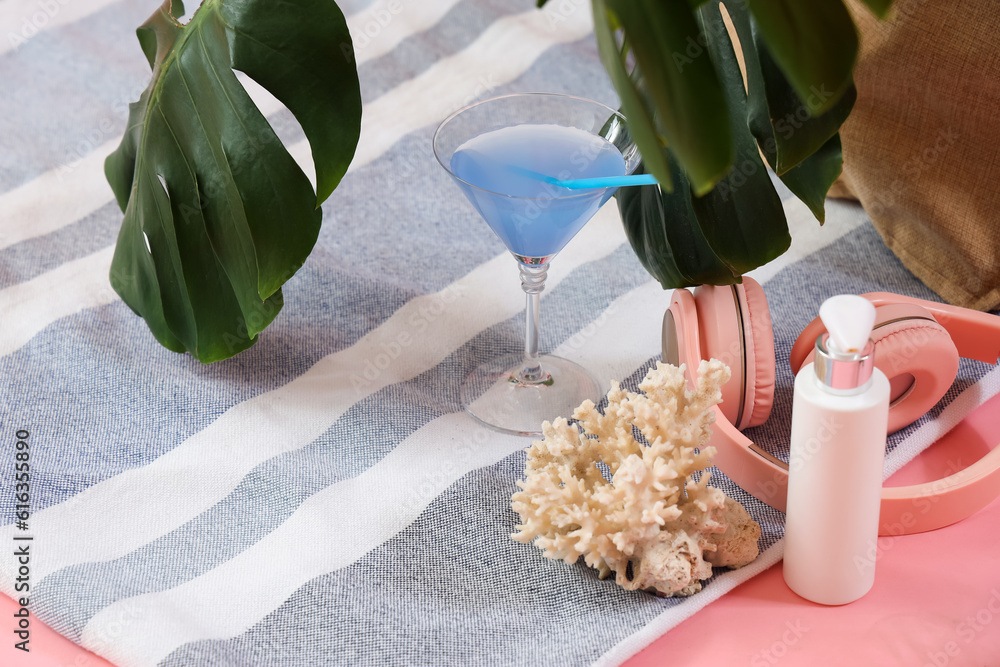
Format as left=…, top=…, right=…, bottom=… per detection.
left=813, top=333, right=875, bottom=392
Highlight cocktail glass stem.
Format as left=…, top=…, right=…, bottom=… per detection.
left=517, top=262, right=549, bottom=384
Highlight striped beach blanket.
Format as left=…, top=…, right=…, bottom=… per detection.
left=2, top=1, right=998, bottom=665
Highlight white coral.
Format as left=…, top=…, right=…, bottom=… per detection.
left=510, top=359, right=761, bottom=597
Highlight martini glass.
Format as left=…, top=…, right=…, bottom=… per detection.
left=433, top=93, right=640, bottom=436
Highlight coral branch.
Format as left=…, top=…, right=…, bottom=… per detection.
left=511, top=359, right=761, bottom=597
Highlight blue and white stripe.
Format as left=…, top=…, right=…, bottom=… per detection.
left=2, top=1, right=998, bottom=665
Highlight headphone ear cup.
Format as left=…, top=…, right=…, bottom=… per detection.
left=692, top=284, right=745, bottom=427
left=797, top=304, right=961, bottom=434
left=692, top=279, right=776, bottom=430
left=871, top=317, right=959, bottom=433
left=739, top=278, right=775, bottom=428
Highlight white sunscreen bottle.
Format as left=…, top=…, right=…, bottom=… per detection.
left=783, top=295, right=890, bottom=605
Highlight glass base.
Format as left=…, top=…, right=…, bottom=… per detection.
left=460, top=352, right=602, bottom=437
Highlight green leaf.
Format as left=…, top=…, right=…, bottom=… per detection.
left=689, top=1, right=790, bottom=275
left=859, top=0, right=893, bottom=19
left=776, top=134, right=844, bottom=223
left=615, top=1, right=790, bottom=288
left=722, top=0, right=850, bottom=221
left=105, top=0, right=361, bottom=362
left=220, top=0, right=362, bottom=205
left=746, top=0, right=857, bottom=115
left=592, top=0, right=673, bottom=192
left=617, top=163, right=737, bottom=288
left=751, top=36, right=855, bottom=174
left=604, top=0, right=733, bottom=195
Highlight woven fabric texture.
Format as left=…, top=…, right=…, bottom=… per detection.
left=1, top=1, right=998, bottom=666
left=831, top=0, right=1000, bottom=310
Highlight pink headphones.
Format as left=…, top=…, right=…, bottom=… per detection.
left=664, top=278, right=1000, bottom=535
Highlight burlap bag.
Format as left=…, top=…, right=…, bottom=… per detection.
left=829, top=0, right=1000, bottom=311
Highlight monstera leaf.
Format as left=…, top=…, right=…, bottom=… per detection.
left=593, top=0, right=733, bottom=196
left=725, top=0, right=854, bottom=222
left=617, top=1, right=791, bottom=288
left=105, top=0, right=361, bottom=362
left=582, top=0, right=887, bottom=288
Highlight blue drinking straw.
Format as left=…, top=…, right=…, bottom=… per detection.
left=556, top=174, right=658, bottom=189
left=508, top=165, right=658, bottom=190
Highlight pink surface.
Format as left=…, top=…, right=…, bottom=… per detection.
left=625, top=390, right=1000, bottom=667
left=4, top=393, right=999, bottom=667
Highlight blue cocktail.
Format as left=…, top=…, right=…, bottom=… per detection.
left=433, top=93, right=640, bottom=435
left=449, top=123, right=626, bottom=259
